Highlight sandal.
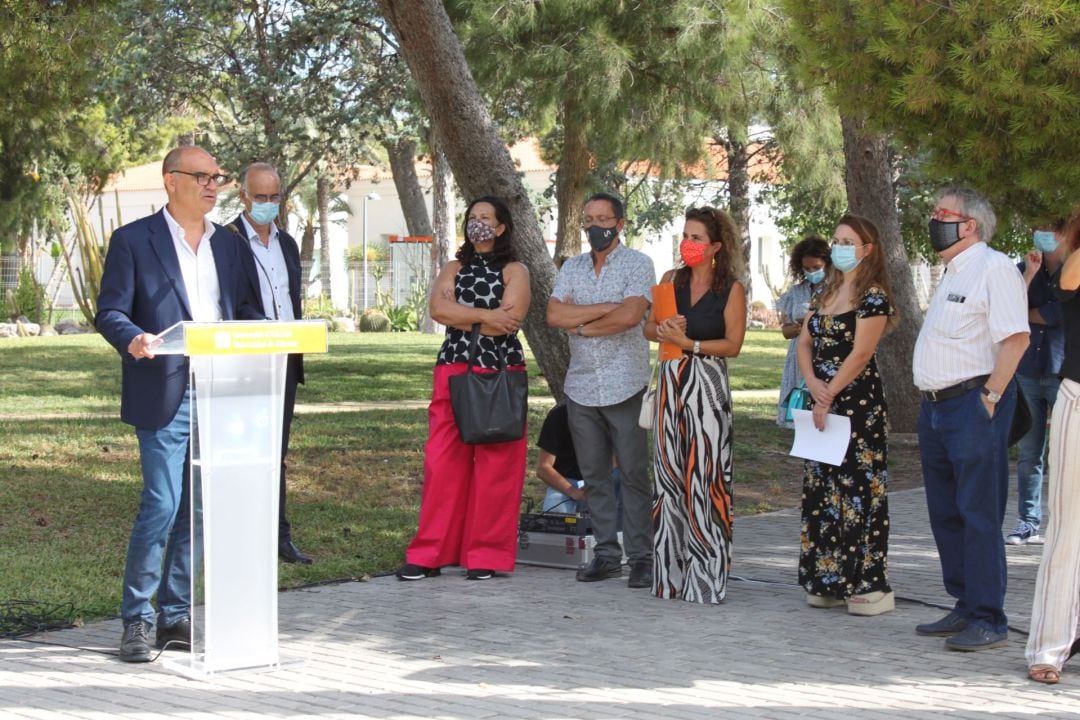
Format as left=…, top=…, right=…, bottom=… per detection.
left=1028, top=664, right=1060, bottom=685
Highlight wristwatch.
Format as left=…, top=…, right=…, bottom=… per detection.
left=574, top=324, right=585, bottom=337
left=982, top=386, right=1002, bottom=404
left=692, top=340, right=701, bottom=355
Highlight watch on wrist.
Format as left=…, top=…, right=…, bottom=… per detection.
left=982, top=386, right=1002, bottom=404
left=692, top=340, right=701, bottom=355
left=574, top=323, right=584, bottom=337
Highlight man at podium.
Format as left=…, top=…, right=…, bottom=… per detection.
left=96, top=146, right=261, bottom=663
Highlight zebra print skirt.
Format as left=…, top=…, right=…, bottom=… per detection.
left=652, top=354, right=733, bottom=604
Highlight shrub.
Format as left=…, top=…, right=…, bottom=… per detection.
left=10, top=266, right=48, bottom=323
left=359, top=308, right=391, bottom=332
left=384, top=304, right=417, bottom=332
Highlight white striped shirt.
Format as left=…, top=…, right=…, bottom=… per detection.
left=913, top=242, right=1028, bottom=391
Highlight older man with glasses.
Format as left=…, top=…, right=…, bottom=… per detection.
left=226, top=162, right=311, bottom=565
left=912, top=185, right=1030, bottom=652
left=96, top=146, right=261, bottom=662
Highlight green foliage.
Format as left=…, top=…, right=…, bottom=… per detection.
left=10, top=266, right=47, bottom=323
left=359, top=308, right=391, bottom=332
left=0, top=2, right=152, bottom=256
left=383, top=304, right=417, bottom=333
left=61, top=182, right=109, bottom=325
left=782, top=0, right=1080, bottom=227
left=303, top=294, right=338, bottom=331
left=111, top=0, right=388, bottom=209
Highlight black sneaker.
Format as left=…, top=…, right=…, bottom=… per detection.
left=396, top=563, right=441, bottom=581
left=466, top=569, right=494, bottom=581
left=155, top=616, right=192, bottom=651
left=627, top=559, right=653, bottom=588
left=1005, top=521, right=1043, bottom=546
left=575, top=557, right=623, bottom=582
left=119, top=620, right=152, bottom=663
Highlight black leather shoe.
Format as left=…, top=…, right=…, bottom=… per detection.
left=155, top=616, right=192, bottom=651
left=279, top=539, right=313, bottom=565
left=627, top=559, right=653, bottom=588
left=576, top=557, right=623, bottom=582
left=119, top=620, right=152, bottom=663
left=916, top=610, right=968, bottom=637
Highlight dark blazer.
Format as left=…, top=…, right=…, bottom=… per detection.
left=95, top=209, right=262, bottom=430
left=227, top=214, right=305, bottom=384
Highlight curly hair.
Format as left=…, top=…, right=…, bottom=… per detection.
left=672, top=206, right=743, bottom=295
left=456, top=196, right=517, bottom=268
left=788, top=236, right=831, bottom=283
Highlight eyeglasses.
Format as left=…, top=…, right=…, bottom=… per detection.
left=251, top=194, right=282, bottom=203
left=930, top=207, right=972, bottom=222
left=582, top=215, right=618, bottom=227
left=171, top=170, right=229, bottom=187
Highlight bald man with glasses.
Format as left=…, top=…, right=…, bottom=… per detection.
left=96, top=145, right=262, bottom=662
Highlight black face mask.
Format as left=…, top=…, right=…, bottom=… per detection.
left=928, top=219, right=964, bottom=253
left=586, top=225, right=617, bottom=253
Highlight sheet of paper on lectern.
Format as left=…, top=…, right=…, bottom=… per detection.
left=789, top=409, right=852, bottom=467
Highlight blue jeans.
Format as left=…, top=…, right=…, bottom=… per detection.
left=121, top=391, right=192, bottom=628
left=918, top=382, right=1016, bottom=634
left=1015, top=374, right=1060, bottom=529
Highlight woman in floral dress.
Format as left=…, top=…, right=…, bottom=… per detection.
left=796, top=214, right=895, bottom=616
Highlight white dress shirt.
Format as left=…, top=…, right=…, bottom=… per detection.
left=240, top=215, right=295, bottom=321
left=163, top=208, right=222, bottom=322
left=913, top=242, right=1028, bottom=391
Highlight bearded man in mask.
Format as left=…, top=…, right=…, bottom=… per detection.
left=912, top=186, right=1029, bottom=652
left=228, top=162, right=312, bottom=565
left=547, top=192, right=657, bottom=588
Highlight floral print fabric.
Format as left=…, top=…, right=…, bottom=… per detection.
left=799, top=286, right=892, bottom=599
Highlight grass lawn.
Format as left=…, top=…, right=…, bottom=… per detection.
left=0, top=328, right=827, bottom=625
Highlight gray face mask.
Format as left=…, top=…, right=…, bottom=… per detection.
left=586, top=225, right=617, bottom=252
left=928, top=219, right=964, bottom=253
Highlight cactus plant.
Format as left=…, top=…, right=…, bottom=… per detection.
left=359, top=308, right=391, bottom=332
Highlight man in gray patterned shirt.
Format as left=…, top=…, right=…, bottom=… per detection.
left=547, top=192, right=656, bottom=588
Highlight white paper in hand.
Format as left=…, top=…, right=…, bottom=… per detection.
left=789, top=409, right=852, bottom=466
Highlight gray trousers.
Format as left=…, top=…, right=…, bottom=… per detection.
left=567, top=391, right=653, bottom=562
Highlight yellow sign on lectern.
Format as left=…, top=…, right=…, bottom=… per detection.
left=182, top=320, right=329, bottom=356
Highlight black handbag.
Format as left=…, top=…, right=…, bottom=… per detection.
left=449, top=323, right=528, bottom=444
left=1008, top=383, right=1032, bottom=447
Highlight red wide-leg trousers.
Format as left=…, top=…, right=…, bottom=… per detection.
left=405, top=362, right=527, bottom=572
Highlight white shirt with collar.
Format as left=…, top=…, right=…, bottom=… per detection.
left=239, top=215, right=295, bottom=321
left=913, top=242, right=1028, bottom=391
left=163, top=207, right=222, bottom=322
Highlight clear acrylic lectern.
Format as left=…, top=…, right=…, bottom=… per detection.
left=152, top=320, right=328, bottom=676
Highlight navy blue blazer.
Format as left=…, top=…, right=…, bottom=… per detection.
left=227, top=214, right=306, bottom=384
left=95, top=209, right=262, bottom=430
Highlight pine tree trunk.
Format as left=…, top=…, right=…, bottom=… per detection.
left=554, top=101, right=588, bottom=264
left=377, top=0, right=570, bottom=400
left=300, top=223, right=315, bottom=264
left=385, top=137, right=433, bottom=238
left=424, top=136, right=454, bottom=334
left=316, top=174, right=331, bottom=303
left=725, top=133, right=753, bottom=304
left=840, top=115, right=923, bottom=433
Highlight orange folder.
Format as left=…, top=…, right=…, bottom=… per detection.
left=652, top=282, right=683, bottom=360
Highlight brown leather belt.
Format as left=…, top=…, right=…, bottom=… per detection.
left=921, top=375, right=990, bottom=403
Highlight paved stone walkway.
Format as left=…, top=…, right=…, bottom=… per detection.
left=2, top=486, right=1077, bottom=719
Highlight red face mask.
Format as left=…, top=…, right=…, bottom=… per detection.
left=679, top=239, right=709, bottom=267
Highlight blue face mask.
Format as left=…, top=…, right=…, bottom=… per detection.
left=830, top=245, right=860, bottom=272
left=803, top=268, right=826, bottom=285
left=1033, top=230, right=1058, bottom=253
left=249, top=201, right=280, bottom=226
